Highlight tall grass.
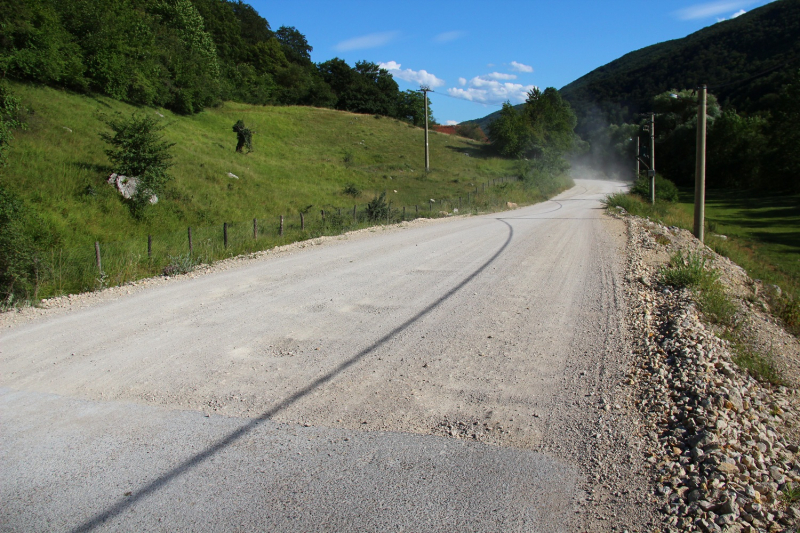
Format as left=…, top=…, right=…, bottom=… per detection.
left=31, top=176, right=538, bottom=298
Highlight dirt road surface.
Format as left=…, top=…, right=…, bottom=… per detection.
left=1, top=179, right=659, bottom=531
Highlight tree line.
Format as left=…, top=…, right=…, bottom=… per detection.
left=579, top=69, right=800, bottom=192
left=0, top=0, right=434, bottom=124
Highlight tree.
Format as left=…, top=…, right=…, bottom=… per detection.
left=768, top=69, right=800, bottom=191
left=275, top=26, right=311, bottom=65
left=100, top=113, right=174, bottom=216
left=488, top=102, right=528, bottom=157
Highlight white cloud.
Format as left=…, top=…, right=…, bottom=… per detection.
left=486, top=72, right=517, bottom=81
left=447, top=75, right=536, bottom=105
left=335, top=31, right=400, bottom=52
left=674, top=1, right=753, bottom=20
left=458, top=77, right=467, bottom=86
left=731, top=8, right=747, bottom=17
left=445, top=120, right=458, bottom=126
left=379, top=61, right=446, bottom=88
left=435, top=31, right=466, bottom=43
left=510, top=61, right=534, bottom=73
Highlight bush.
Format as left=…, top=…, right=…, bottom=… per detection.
left=631, top=174, right=679, bottom=202
left=365, top=192, right=389, bottom=221
left=99, top=113, right=175, bottom=217
left=342, top=183, right=361, bottom=198
left=0, top=83, right=26, bottom=167
left=0, top=184, right=47, bottom=305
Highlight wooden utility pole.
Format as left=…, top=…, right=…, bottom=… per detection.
left=419, top=85, right=432, bottom=172
left=649, top=113, right=656, bottom=204
left=636, top=136, right=640, bottom=179
left=693, top=85, right=708, bottom=242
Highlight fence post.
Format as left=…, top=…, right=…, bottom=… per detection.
left=352, top=205, right=356, bottom=222
left=147, top=235, right=152, bottom=259
left=188, top=227, right=193, bottom=255
left=429, top=200, right=432, bottom=213
left=402, top=206, right=405, bottom=221
left=386, top=203, right=390, bottom=225
left=321, top=209, right=325, bottom=227
left=94, top=241, right=102, bottom=273
left=223, top=222, right=228, bottom=249
left=415, top=205, right=418, bottom=216
left=253, top=218, right=257, bottom=239
left=280, top=215, right=284, bottom=236
left=338, top=208, right=342, bottom=217
left=459, top=197, right=461, bottom=210
left=300, top=213, right=305, bottom=231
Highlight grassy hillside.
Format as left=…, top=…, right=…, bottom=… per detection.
left=2, top=83, right=553, bottom=299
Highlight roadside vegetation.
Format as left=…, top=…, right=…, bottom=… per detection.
left=607, top=183, right=799, bottom=384
left=0, top=83, right=572, bottom=305
left=658, top=249, right=784, bottom=385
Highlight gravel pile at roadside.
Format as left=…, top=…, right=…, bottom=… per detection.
left=621, top=212, right=800, bottom=533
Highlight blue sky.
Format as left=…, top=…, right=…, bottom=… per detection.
left=248, top=0, right=775, bottom=125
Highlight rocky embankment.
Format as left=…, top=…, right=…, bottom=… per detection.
left=621, top=212, right=800, bottom=533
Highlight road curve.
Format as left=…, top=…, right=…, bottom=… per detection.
left=1, top=178, right=655, bottom=531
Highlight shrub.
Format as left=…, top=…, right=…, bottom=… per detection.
left=365, top=192, right=389, bottom=221
left=342, top=183, right=361, bottom=198
left=0, top=83, right=26, bottom=167
left=631, top=174, right=679, bottom=202
left=0, top=185, right=47, bottom=305
left=99, top=112, right=175, bottom=217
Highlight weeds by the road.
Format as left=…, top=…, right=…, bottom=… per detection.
left=606, top=191, right=800, bottom=338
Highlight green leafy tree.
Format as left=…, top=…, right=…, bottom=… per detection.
left=275, top=26, right=311, bottom=65
left=100, top=113, right=174, bottom=216
left=488, top=102, right=528, bottom=157
left=768, top=70, right=800, bottom=191
left=651, top=89, right=721, bottom=185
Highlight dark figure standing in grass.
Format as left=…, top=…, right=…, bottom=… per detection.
left=233, top=119, right=252, bottom=153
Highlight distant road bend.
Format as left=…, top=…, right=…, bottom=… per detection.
left=1, top=178, right=656, bottom=532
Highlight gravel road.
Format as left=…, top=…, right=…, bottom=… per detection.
left=1, top=179, right=660, bottom=531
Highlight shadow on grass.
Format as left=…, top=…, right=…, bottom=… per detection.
left=443, top=144, right=496, bottom=160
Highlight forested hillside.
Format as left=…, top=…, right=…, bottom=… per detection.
left=469, top=0, right=800, bottom=191
left=560, top=0, right=800, bottom=129
left=0, top=0, right=432, bottom=124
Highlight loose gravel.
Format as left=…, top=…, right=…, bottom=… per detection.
left=619, top=211, right=800, bottom=533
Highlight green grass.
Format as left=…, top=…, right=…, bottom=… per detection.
left=675, top=187, right=800, bottom=300
left=607, top=191, right=795, bottom=385
left=2, top=83, right=570, bottom=299
left=659, top=251, right=737, bottom=326
left=606, top=189, right=800, bottom=335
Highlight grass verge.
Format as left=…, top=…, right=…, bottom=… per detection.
left=606, top=190, right=800, bottom=337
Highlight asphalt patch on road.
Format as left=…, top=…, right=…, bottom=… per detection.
left=1, top=388, right=577, bottom=532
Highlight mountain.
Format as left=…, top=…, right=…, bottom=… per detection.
left=469, top=0, right=800, bottom=135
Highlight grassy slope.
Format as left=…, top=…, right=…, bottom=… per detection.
left=4, top=83, right=546, bottom=297
left=606, top=189, right=800, bottom=298
left=676, top=188, right=800, bottom=294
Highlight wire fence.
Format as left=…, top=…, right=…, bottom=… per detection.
left=35, top=176, right=522, bottom=298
